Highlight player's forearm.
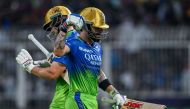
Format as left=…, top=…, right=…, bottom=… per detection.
left=98, top=70, right=119, bottom=95
left=53, top=31, right=66, bottom=56
left=53, top=26, right=74, bottom=56
left=31, top=66, right=60, bottom=80
left=105, top=85, right=119, bottom=95
left=98, top=71, right=114, bottom=94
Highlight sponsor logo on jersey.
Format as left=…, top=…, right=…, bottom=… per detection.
left=94, top=45, right=100, bottom=52
left=79, top=46, right=93, bottom=53
left=84, top=53, right=102, bottom=61
left=84, top=53, right=102, bottom=66
left=79, top=46, right=102, bottom=66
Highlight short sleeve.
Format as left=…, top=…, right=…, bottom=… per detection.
left=65, top=39, right=78, bottom=55
left=52, top=55, right=70, bottom=67
left=65, top=30, right=79, bottom=41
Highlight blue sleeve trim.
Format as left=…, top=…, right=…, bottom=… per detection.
left=52, top=55, right=68, bottom=66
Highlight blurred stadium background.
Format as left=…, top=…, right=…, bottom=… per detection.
left=0, top=0, right=190, bottom=109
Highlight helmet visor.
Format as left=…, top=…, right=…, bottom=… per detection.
left=45, top=14, right=67, bottom=40
left=87, top=24, right=109, bottom=41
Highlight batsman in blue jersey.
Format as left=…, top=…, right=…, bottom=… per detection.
left=52, top=7, right=126, bottom=109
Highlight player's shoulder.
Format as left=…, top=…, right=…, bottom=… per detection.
left=66, top=36, right=81, bottom=47
left=93, top=42, right=102, bottom=52
left=67, top=37, right=80, bottom=42
left=66, top=30, right=79, bottom=40
left=93, top=42, right=101, bottom=48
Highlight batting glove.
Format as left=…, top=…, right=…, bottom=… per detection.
left=33, top=53, right=55, bottom=67
left=16, top=49, right=35, bottom=73
left=33, top=59, right=50, bottom=67
left=110, top=90, right=126, bottom=106
left=66, top=13, right=84, bottom=31
left=113, top=94, right=126, bottom=106
left=59, top=14, right=84, bottom=32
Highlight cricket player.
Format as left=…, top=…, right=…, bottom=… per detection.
left=51, top=7, right=125, bottom=109
left=42, top=6, right=70, bottom=109
left=16, top=7, right=126, bottom=109
left=34, top=6, right=78, bottom=109
left=43, top=6, right=126, bottom=109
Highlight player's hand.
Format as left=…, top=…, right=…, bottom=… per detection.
left=33, top=53, right=56, bottom=67
left=59, top=13, right=84, bottom=32
left=16, top=49, right=35, bottom=73
left=109, top=90, right=127, bottom=106
left=47, top=52, right=56, bottom=63
left=33, top=59, right=50, bottom=67
left=66, top=13, right=84, bottom=31
left=113, top=94, right=126, bottom=106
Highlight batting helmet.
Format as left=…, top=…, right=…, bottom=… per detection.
left=43, top=6, right=71, bottom=30
left=80, top=7, right=109, bottom=29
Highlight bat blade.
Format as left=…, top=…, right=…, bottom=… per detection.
left=101, top=97, right=166, bottom=109
left=124, top=99, right=166, bottom=109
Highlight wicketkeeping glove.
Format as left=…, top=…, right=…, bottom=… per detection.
left=16, top=49, right=36, bottom=73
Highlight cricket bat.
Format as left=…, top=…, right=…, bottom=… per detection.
left=102, top=97, right=166, bottom=109
left=28, top=34, right=51, bottom=58
left=28, top=34, right=70, bottom=84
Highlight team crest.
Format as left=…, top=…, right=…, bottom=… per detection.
left=94, top=45, right=100, bottom=52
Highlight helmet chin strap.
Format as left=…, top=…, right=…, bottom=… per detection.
left=83, top=23, right=99, bottom=42
left=82, top=22, right=108, bottom=42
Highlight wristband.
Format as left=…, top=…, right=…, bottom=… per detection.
left=99, top=79, right=111, bottom=91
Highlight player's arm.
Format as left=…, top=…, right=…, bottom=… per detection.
left=98, top=69, right=126, bottom=106
left=31, top=62, right=66, bottom=80
left=98, top=69, right=117, bottom=93
left=53, top=26, right=74, bottom=56
left=53, top=13, right=84, bottom=56
left=16, top=49, right=66, bottom=80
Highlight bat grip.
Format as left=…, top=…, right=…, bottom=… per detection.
left=101, top=97, right=116, bottom=104
left=113, top=105, right=119, bottom=109
left=28, top=34, right=50, bottom=57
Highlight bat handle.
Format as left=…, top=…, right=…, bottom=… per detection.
left=101, top=97, right=116, bottom=104
left=115, top=105, right=119, bottom=109
left=28, top=34, right=50, bottom=57
left=102, top=97, right=119, bottom=109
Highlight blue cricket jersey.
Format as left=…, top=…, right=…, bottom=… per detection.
left=53, top=36, right=103, bottom=96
